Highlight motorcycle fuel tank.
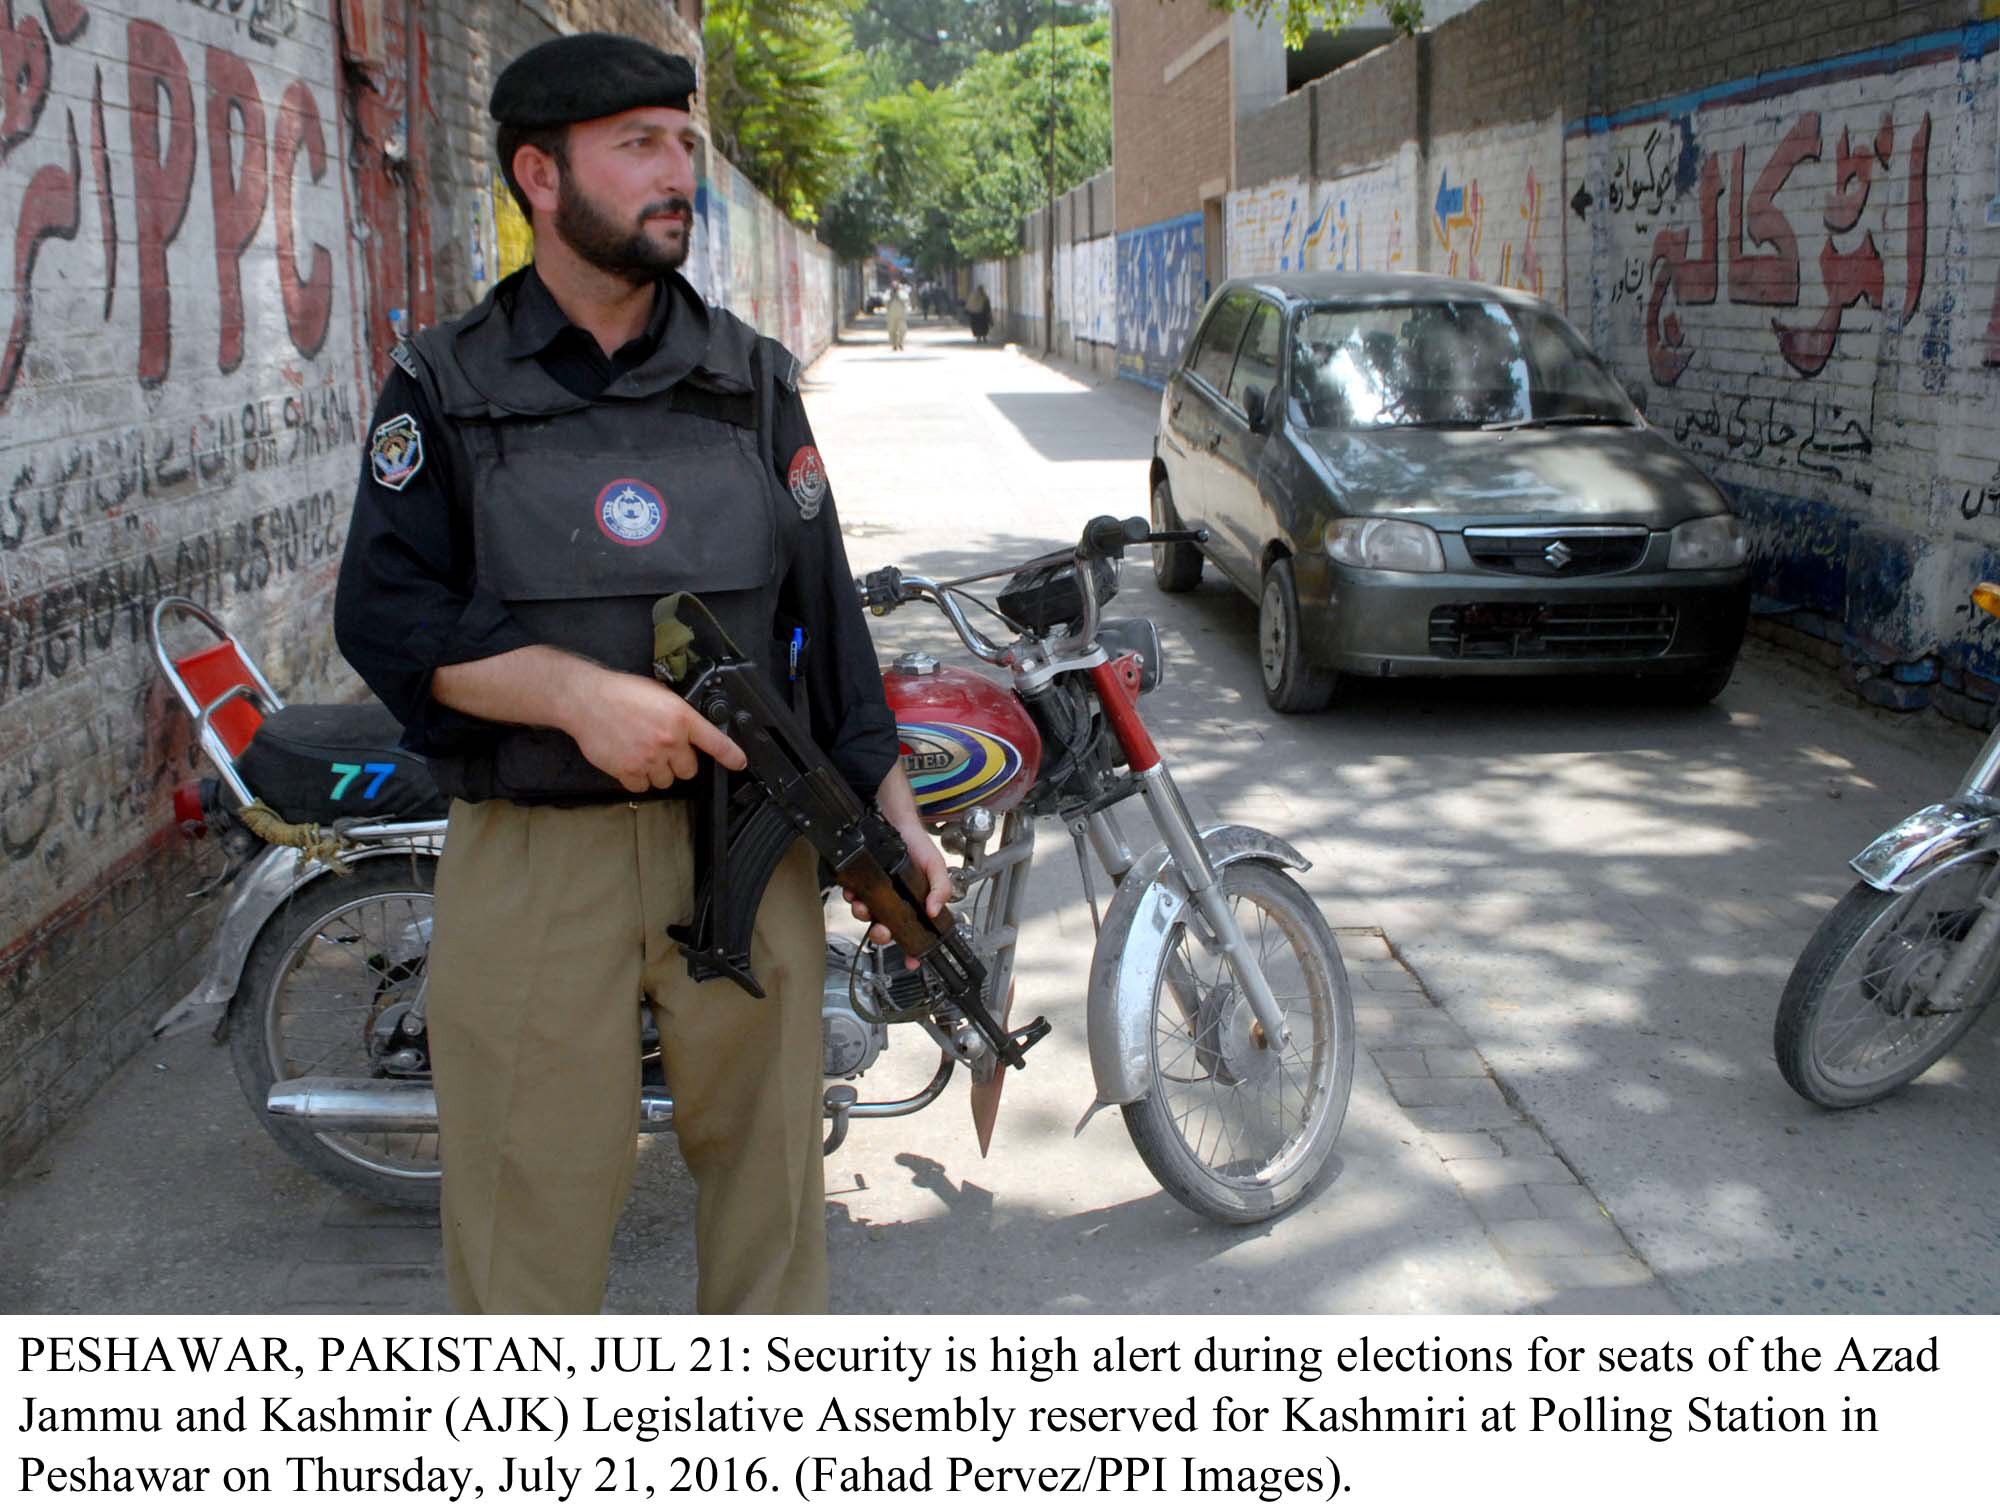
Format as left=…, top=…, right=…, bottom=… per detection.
left=884, top=656, right=1041, bottom=818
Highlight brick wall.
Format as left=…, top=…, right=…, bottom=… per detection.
left=0, top=0, right=834, bottom=1174
left=1111, top=0, right=1235, bottom=232
left=1597, top=0, right=1972, bottom=118
left=1311, top=36, right=1419, bottom=178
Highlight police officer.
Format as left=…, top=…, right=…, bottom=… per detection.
left=334, top=33, right=947, bottom=1314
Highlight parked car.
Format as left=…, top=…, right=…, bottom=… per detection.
left=1149, top=272, right=1751, bottom=712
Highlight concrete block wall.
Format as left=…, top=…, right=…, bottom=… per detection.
left=0, top=0, right=835, bottom=1172
left=1212, top=0, right=2000, bottom=719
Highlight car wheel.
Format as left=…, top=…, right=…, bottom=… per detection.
left=1654, top=658, right=1736, bottom=705
left=1258, top=558, right=1337, bottom=713
left=1150, top=477, right=1202, bottom=593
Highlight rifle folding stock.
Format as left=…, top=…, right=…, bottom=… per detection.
left=651, top=593, right=1048, bottom=1070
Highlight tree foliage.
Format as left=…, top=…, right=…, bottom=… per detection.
left=945, top=21, right=1111, bottom=259
left=832, top=14, right=1110, bottom=269
left=703, top=0, right=863, bottom=223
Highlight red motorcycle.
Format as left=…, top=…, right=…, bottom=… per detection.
left=165, top=519, right=1355, bottom=1224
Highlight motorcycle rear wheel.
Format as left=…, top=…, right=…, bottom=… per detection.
left=230, top=855, right=442, bottom=1209
left=1122, top=860, right=1354, bottom=1223
left=1775, top=864, right=1998, bottom=1109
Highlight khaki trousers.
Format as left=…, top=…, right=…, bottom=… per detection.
left=425, top=797, right=828, bottom=1314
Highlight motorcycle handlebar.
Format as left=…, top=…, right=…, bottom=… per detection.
left=854, top=519, right=1212, bottom=661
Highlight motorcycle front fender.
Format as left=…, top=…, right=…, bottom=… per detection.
left=151, top=836, right=443, bottom=1040
left=1083, top=824, right=1309, bottom=1109
left=1849, top=803, right=2000, bottom=893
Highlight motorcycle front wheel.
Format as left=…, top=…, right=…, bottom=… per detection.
left=1775, top=863, right=1999, bottom=1109
left=1122, top=860, right=1354, bottom=1223
left=230, top=855, right=442, bottom=1208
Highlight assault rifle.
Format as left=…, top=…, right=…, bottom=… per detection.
left=651, top=593, right=1049, bottom=1070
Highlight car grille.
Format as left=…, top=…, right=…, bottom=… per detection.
left=1463, top=526, right=1650, bottom=577
left=1428, top=602, right=1678, bottom=659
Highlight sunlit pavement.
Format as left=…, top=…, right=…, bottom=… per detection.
left=3, top=314, right=1992, bottom=1314
left=801, top=314, right=2000, bottom=1315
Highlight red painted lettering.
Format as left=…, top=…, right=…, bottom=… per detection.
left=41, top=0, right=87, bottom=46
left=1904, top=113, right=1930, bottom=320
left=1644, top=154, right=1721, bottom=385
left=126, top=19, right=195, bottom=386
left=0, top=0, right=50, bottom=157
left=1728, top=113, right=1818, bottom=306
left=272, top=78, right=330, bottom=360
left=205, top=46, right=267, bottom=375
left=0, top=108, right=78, bottom=410
left=89, top=63, right=112, bottom=319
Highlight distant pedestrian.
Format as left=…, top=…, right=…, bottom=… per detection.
left=886, top=283, right=910, bottom=351
left=966, top=285, right=991, bottom=344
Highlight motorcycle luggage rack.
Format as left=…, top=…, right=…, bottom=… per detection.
left=149, top=595, right=286, bottom=810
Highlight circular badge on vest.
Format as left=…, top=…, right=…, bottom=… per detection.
left=596, top=478, right=667, bottom=546
left=787, top=446, right=827, bottom=520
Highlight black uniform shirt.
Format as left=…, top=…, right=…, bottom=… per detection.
left=335, top=267, right=900, bottom=800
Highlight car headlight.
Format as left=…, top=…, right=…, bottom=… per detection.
left=1667, top=513, right=1749, bottom=569
left=1324, top=517, right=1446, bottom=573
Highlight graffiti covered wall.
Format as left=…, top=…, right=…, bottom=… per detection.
left=1225, top=148, right=1419, bottom=279
left=0, top=0, right=836, bottom=1170
left=0, top=0, right=384, bottom=1166
left=1431, top=119, right=1559, bottom=299
left=1117, top=212, right=1205, bottom=387
left=1570, top=25, right=2000, bottom=707
left=686, top=151, right=835, bottom=363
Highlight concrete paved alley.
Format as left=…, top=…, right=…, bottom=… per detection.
left=3, top=313, right=1993, bottom=1315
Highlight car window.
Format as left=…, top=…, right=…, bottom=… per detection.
left=1226, top=301, right=1283, bottom=412
left=1290, top=300, right=1634, bottom=429
left=1190, top=293, right=1256, bottom=394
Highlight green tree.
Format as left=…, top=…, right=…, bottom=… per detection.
left=943, top=19, right=1110, bottom=259
left=704, top=0, right=864, bottom=222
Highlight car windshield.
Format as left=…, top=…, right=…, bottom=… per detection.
left=1290, top=300, right=1634, bottom=430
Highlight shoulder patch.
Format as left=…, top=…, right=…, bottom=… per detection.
left=786, top=446, right=826, bottom=520
left=390, top=341, right=419, bottom=380
left=369, top=414, right=426, bottom=492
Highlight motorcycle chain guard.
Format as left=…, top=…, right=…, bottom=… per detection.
left=653, top=593, right=1050, bottom=1070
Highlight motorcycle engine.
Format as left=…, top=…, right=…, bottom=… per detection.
left=821, top=940, right=890, bottom=1079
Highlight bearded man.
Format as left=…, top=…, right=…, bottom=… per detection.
left=333, top=33, right=946, bottom=1314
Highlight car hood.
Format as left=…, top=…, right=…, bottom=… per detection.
left=1300, top=423, right=1726, bottom=531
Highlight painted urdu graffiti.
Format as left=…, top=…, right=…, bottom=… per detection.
left=1117, top=213, right=1204, bottom=386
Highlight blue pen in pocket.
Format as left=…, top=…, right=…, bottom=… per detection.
left=788, top=625, right=806, bottom=681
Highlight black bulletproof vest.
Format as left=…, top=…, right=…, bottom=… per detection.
left=407, top=274, right=790, bottom=803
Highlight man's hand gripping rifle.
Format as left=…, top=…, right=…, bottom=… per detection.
left=651, top=593, right=1049, bottom=1070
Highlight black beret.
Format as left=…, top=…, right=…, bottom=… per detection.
left=490, top=33, right=696, bottom=128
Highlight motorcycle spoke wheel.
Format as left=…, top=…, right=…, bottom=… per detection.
left=1123, top=861, right=1354, bottom=1223
left=1776, top=864, right=1998, bottom=1109
left=232, top=859, right=442, bottom=1207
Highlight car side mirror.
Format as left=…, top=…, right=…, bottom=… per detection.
left=1623, top=379, right=1648, bottom=417
left=1243, top=385, right=1270, bottom=433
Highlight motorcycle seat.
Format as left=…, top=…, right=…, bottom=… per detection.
left=235, top=701, right=447, bottom=824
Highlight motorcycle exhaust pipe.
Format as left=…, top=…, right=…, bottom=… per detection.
left=267, top=1078, right=676, bottom=1132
